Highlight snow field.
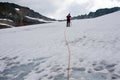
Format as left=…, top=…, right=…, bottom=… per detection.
left=0, top=11, right=120, bottom=80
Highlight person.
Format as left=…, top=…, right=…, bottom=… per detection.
left=66, top=13, right=71, bottom=27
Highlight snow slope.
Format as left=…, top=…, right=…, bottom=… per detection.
left=0, top=11, right=120, bottom=80
left=25, top=16, right=50, bottom=22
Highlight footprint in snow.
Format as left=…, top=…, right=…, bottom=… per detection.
left=94, top=65, right=104, bottom=71
left=72, top=67, right=86, bottom=72
left=54, top=73, right=65, bottom=80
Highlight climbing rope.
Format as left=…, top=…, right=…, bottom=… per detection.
left=64, top=27, right=71, bottom=80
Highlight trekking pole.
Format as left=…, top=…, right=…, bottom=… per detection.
left=70, top=20, right=72, bottom=27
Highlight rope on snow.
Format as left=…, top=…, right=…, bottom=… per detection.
left=64, top=27, right=71, bottom=80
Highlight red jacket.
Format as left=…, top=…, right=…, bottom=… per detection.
left=66, top=15, right=71, bottom=20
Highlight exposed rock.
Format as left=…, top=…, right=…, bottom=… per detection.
left=0, top=2, right=55, bottom=29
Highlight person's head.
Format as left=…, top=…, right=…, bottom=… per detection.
left=68, top=13, right=70, bottom=16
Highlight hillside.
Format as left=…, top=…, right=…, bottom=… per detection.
left=72, top=7, right=120, bottom=19
left=0, top=11, right=120, bottom=80
left=0, top=2, right=55, bottom=29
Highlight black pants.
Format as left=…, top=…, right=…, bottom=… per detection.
left=67, top=20, right=70, bottom=27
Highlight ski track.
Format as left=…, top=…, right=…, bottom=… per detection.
left=0, top=11, right=120, bottom=80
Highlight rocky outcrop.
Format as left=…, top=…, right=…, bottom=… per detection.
left=0, top=2, right=55, bottom=28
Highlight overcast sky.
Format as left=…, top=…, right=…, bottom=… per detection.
left=0, top=0, right=120, bottom=19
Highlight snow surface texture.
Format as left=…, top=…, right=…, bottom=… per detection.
left=0, top=11, right=120, bottom=80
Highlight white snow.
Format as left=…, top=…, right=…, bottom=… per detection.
left=15, top=8, right=20, bottom=11
left=0, top=18, right=13, bottom=22
left=0, top=23, right=14, bottom=28
left=25, top=16, right=49, bottom=22
left=0, top=11, right=120, bottom=80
